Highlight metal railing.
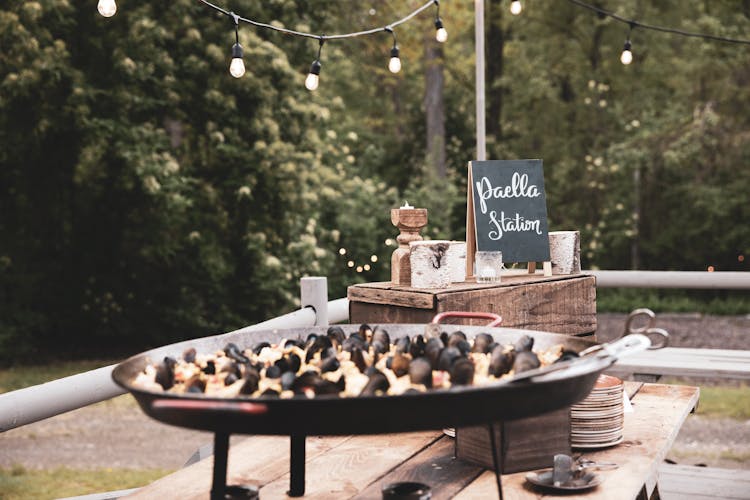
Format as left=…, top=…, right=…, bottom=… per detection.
left=0, top=277, right=348, bottom=432
left=2, top=270, right=748, bottom=433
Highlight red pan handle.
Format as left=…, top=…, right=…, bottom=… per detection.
left=151, top=399, right=269, bottom=415
left=431, top=311, right=502, bottom=327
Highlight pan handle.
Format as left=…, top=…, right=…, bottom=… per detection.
left=431, top=311, right=502, bottom=327
left=151, top=399, right=269, bottom=415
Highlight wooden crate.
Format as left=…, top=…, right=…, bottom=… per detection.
left=348, top=273, right=596, bottom=337
left=454, top=407, right=571, bottom=473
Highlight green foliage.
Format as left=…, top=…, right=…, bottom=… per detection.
left=597, top=289, right=750, bottom=315
left=1, top=1, right=749, bottom=361
left=0, top=465, right=172, bottom=500
left=696, top=384, right=750, bottom=419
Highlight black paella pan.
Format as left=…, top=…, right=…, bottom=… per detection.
left=111, top=313, right=650, bottom=436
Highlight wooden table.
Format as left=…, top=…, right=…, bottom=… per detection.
left=127, top=383, right=698, bottom=500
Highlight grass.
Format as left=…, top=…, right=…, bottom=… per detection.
left=695, top=384, right=750, bottom=419
left=597, top=288, right=750, bottom=315
left=0, top=464, right=173, bottom=500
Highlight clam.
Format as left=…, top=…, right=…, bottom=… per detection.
left=489, top=345, right=514, bottom=377
left=155, top=357, right=176, bottom=390
left=471, top=333, right=494, bottom=354
left=513, top=334, right=534, bottom=352
left=409, top=357, right=433, bottom=388
left=513, top=350, right=541, bottom=372
left=450, top=357, right=475, bottom=385
left=359, top=370, right=390, bottom=396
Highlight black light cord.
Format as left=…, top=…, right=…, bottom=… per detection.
left=197, top=0, right=439, bottom=42
left=566, top=0, right=750, bottom=46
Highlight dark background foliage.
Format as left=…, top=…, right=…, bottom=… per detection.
left=1, top=0, right=748, bottom=361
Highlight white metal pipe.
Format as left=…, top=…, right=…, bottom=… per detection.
left=300, top=276, right=329, bottom=326
left=0, top=298, right=353, bottom=432
left=475, top=0, right=486, bottom=161
left=589, top=270, right=750, bottom=290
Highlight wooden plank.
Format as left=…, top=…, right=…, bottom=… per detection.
left=353, top=436, right=485, bottom=500
left=125, top=435, right=350, bottom=500
left=257, top=432, right=440, bottom=499
left=607, top=348, right=750, bottom=379
left=658, top=464, right=750, bottom=499
left=437, top=275, right=596, bottom=334
left=454, top=383, right=699, bottom=500
left=347, top=285, right=435, bottom=309
left=350, top=302, right=438, bottom=325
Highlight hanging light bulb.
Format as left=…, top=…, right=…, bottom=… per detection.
left=388, top=45, right=402, bottom=73
left=305, top=60, right=321, bottom=90
left=229, top=43, right=245, bottom=78
left=435, top=18, right=448, bottom=43
left=510, top=1, right=523, bottom=15
left=620, top=40, right=633, bottom=65
left=97, top=0, right=117, bottom=17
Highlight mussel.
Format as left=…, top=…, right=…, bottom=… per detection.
left=425, top=338, right=444, bottom=369
left=350, top=346, right=369, bottom=373
left=342, top=333, right=366, bottom=353
left=185, top=376, right=206, bottom=393
left=239, top=368, right=260, bottom=395
left=437, top=346, right=462, bottom=372
left=389, top=352, right=411, bottom=377
left=450, top=357, right=475, bottom=385
left=203, top=360, right=216, bottom=375
left=182, top=347, right=197, bottom=364
left=292, top=371, right=343, bottom=395
left=446, top=331, right=467, bottom=348
left=359, top=370, right=390, bottom=396
left=372, top=326, right=390, bottom=347
left=224, top=343, right=250, bottom=364
left=319, top=355, right=340, bottom=373
left=513, top=350, right=541, bottom=373
left=471, top=333, right=494, bottom=354
left=488, top=345, right=514, bottom=377
left=394, top=336, right=410, bottom=354
left=358, top=324, right=373, bottom=343
left=555, top=350, right=580, bottom=363
left=513, top=334, right=534, bottom=353
left=251, top=341, right=271, bottom=355
left=326, top=326, right=346, bottom=347
left=409, top=335, right=426, bottom=359
left=409, top=357, right=433, bottom=388
left=155, top=357, right=177, bottom=390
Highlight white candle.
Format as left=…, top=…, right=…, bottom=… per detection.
left=400, top=201, right=414, bottom=209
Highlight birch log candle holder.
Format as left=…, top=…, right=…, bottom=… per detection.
left=548, top=230, right=581, bottom=275
left=390, top=203, right=428, bottom=286
left=446, top=241, right=467, bottom=283
left=409, top=240, right=452, bottom=289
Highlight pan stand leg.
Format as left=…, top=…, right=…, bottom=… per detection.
left=211, top=432, right=230, bottom=500
left=210, top=432, right=258, bottom=500
left=488, top=423, right=504, bottom=500
left=288, top=434, right=306, bottom=497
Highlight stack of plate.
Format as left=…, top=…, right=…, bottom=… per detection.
left=570, top=374, right=624, bottom=449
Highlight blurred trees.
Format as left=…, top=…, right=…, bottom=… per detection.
left=0, top=1, right=748, bottom=360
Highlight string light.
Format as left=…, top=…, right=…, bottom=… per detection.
left=385, top=27, right=401, bottom=74
left=97, top=0, right=116, bottom=17
left=510, top=1, right=523, bottom=16
left=194, top=0, right=444, bottom=84
left=620, top=24, right=634, bottom=65
left=434, top=1, right=448, bottom=43
left=305, top=38, right=324, bottom=91
left=228, top=14, right=246, bottom=78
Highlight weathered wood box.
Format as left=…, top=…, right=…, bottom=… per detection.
left=454, top=407, right=572, bottom=473
left=348, top=273, right=596, bottom=337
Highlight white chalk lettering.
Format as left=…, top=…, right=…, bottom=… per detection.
left=488, top=211, right=543, bottom=240
left=475, top=172, right=541, bottom=214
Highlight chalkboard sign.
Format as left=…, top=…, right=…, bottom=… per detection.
left=468, top=159, right=550, bottom=263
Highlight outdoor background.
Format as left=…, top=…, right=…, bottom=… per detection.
left=1, top=0, right=749, bottom=361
